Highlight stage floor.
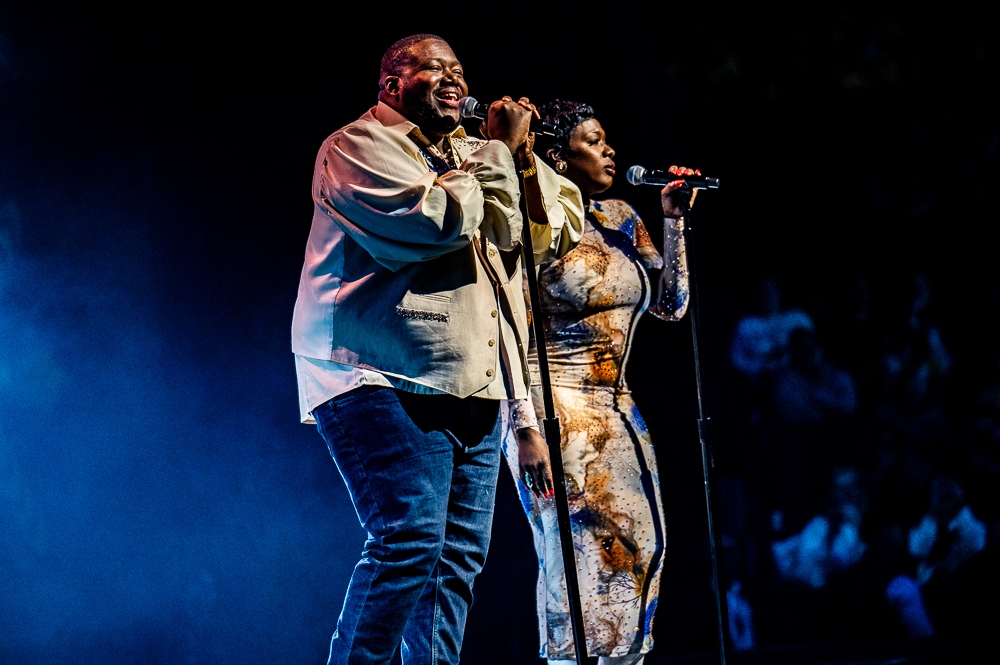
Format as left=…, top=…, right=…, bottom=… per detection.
left=647, top=637, right=994, bottom=665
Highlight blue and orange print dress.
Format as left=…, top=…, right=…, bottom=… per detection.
left=504, top=198, right=688, bottom=662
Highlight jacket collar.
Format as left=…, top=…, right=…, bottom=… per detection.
left=369, top=101, right=468, bottom=139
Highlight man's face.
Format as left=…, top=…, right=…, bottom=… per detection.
left=387, top=39, right=468, bottom=138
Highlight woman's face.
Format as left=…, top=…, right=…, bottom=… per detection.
left=559, top=118, right=616, bottom=198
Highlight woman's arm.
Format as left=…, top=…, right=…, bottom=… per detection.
left=507, top=396, right=554, bottom=499
left=648, top=215, right=690, bottom=321
left=648, top=167, right=697, bottom=321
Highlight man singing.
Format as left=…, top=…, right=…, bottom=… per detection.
left=291, top=34, right=583, bottom=664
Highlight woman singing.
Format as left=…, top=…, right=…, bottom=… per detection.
left=504, top=100, right=695, bottom=665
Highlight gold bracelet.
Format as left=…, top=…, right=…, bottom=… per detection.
left=520, top=162, right=538, bottom=178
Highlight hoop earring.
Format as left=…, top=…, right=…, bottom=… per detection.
left=555, top=160, right=568, bottom=174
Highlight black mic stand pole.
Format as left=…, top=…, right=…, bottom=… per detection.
left=680, top=191, right=731, bottom=664
left=517, top=174, right=592, bottom=665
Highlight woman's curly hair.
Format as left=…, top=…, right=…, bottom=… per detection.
left=536, top=99, right=595, bottom=162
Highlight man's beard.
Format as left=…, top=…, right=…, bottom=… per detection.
left=402, top=95, right=460, bottom=137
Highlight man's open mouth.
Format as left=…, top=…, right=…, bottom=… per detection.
left=435, top=89, right=461, bottom=108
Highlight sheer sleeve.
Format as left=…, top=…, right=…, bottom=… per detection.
left=649, top=215, right=690, bottom=321
left=633, top=216, right=664, bottom=270
left=507, top=396, right=539, bottom=431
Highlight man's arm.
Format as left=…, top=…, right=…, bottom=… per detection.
left=525, top=157, right=585, bottom=263
left=481, top=99, right=585, bottom=264
left=317, top=121, right=522, bottom=271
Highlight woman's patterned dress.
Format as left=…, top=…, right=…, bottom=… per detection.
left=504, top=198, right=688, bottom=661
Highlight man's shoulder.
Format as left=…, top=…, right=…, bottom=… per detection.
left=319, top=107, right=417, bottom=159
left=324, top=107, right=381, bottom=142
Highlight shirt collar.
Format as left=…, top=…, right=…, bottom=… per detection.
left=372, top=101, right=467, bottom=139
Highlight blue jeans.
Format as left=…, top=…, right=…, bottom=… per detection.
left=313, top=386, right=502, bottom=665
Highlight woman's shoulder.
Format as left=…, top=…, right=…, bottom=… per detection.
left=591, top=199, right=663, bottom=269
left=591, top=199, right=641, bottom=236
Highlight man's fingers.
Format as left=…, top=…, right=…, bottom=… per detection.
left=517, top=97, right=540, bottom=118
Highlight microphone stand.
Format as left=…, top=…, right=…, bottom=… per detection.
left=679, top=192, right=731, bottom=665
left=517, top=173, right=591, bottom=665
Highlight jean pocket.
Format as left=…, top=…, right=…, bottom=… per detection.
left=328, top=384, right=391, bottom=409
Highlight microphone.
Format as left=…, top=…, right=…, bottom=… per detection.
left=627, top=165, right=720, bottom=189
left=458, top=97, right=557, bottom=137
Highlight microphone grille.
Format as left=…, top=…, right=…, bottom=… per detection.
left=458, top=97, right=479, bottom=119
left=626, top=165, right=646, bottom=186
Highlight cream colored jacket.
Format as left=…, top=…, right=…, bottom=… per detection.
left=292, top=103, right=584, bottom=400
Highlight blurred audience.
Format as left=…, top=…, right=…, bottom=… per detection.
left=719, top=273, right=997, bottom=648
left=730, top=278, right=814, bottom=383
left=772, top=468, right=867, bottom=590
left=908, top=477, right=986, bottom=585
left=886, top=477, right=986, bottom=637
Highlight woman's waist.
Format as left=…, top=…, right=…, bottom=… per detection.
left=525, top=365, right=626, bottom=389
left=528, top=342, right=625, bottom=361
left=527, top=382, right=634, bottom=403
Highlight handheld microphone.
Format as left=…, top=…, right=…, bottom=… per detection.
left=627, top=165, right=720, bottom=189
left=458, top=97, right=557, bottom=137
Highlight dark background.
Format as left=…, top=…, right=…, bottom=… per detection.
left=2, top=6, right=998, bottom=664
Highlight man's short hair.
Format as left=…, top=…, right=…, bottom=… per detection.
left=378, top=34, right=446, bottom=90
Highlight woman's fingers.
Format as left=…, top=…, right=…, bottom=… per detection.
left=541, top=463, right=554, bottom=497
left=535, top=464, right=552, bottom=499
left=660, top=180, right=686, bottom=197
left=521, top=463, right=554, bottom=499
left=520, top=463, right=539, bottom=498
left=530, top=462, right=553, bottom=499
left=516, top=427, right=554, bottom=499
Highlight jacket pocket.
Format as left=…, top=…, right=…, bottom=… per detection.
left=396, top=292, right=452, bottom=323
